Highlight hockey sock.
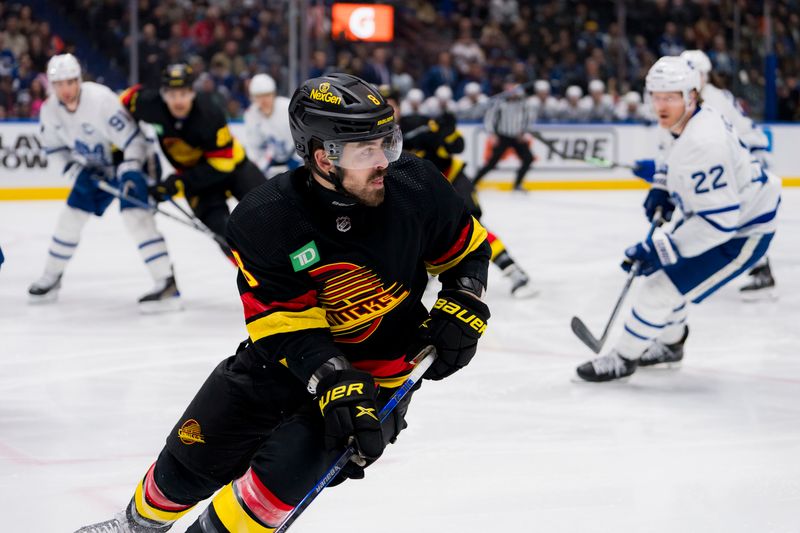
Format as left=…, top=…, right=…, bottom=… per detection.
left=121, top=208, right=172, bottom=281
left=658, top=302, right=688, bottom=345
left=43, top=206, right=90, bottom=276
left=194, top=468, right=294, bottom=532
left=132, top=463, right=196, bottom=527
left=615, top=272, right=684, bottom=359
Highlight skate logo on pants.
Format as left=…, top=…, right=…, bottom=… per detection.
left=290, top=241, right=321, bottom=272
left=177, top=419, right=205, bottom=445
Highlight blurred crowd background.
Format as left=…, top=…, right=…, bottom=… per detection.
left=0, top=0, right=798, bottom=122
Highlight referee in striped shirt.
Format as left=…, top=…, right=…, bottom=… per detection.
left=472, top=83, right=534, bottom=191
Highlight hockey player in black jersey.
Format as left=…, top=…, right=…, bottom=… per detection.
left=382, top=86, right=537, bottom=298
left=120, top=63, right=265, bottom=256
left=75, top=73, right=491, bottom=533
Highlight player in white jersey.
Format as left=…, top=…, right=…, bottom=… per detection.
left=28, top=54, right=180, bottom=313
left=576, top=56, right=780, bottom=382
left=242, top=73, right=301, bottom=177
left=680, top=49, right=775, bottom=294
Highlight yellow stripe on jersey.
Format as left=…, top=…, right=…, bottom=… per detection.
left=212, top=483, right=275, bottom=533
left=425, top=217, right=489, bottom=276
left=207, top=139, right=247, bottom=173
left=489, top=236, right=506, bottom=260
left=134, top=479, right=193, bottom=523
left=246, top=307, right=329, bottom=342
left=374, top=372, right=413, bottom=388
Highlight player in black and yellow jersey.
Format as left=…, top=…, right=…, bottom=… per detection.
left=75, top=74, right=491, bottom=533
left=383, top=86, right=537, bottom=298
left=120, top=63, right=265, bottom=256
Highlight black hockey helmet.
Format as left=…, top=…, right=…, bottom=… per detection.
left=161, top=63, right=194, bottom=89
left=288, top=73, right=401, bottom=173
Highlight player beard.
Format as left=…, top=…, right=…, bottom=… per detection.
left=345, top=168, right=387, bottom=207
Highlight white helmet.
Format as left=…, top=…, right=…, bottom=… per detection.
left=47, top=54, right=81, bottom=83
left=680, top=49, right=712, bottom=75
left=249, top=73, right=276, bottom=96
left=588, top=79, right=605, bottom=93
left=566, top=85, right=583, bottom=99
left=624, top=90, right=641, bottom=104
left=534, top=79, right=550, bottom=94
left=406, top=88, right=424, bottom=104
left=434, top=85, right=453, bottom=101
left=646, top=56, right=700, bottom=105
left=464, top=82, right=481, bottom=96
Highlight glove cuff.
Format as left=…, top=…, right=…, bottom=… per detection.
left=651, top=228, right=679, bottom=266
left=307, top=355, right=350, bottom=395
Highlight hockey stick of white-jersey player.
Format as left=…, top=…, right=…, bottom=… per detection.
left=274, top=345, right=437, bottom=533
left=530, top=131, right=638, bottom=170
left=93, top=180, right=229, bottom=248
left=571, top=207, right=663, bottom=353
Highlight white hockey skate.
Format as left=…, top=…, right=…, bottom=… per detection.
left=28, top=272, right=62, bottom=303
left=503, top=263, right=539, bottom=299
left=138, top=275, right=183, bottom=314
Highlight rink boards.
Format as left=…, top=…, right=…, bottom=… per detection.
left=0, top=120, right=798, bottom=199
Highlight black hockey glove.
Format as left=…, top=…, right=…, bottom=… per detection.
left=317, top=368, right=385, bottom=462
left=148, top=173, right=181, bottom=202
left=416, top=289, right=490, bottom=381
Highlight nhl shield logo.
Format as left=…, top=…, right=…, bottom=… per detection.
left=336, top=216, right=351, bottom=232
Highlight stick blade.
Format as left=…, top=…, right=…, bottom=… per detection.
left=571, top=316, right=602, bottom=353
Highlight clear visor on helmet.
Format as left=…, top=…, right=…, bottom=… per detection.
left=324, top=125, right=403, bottom=170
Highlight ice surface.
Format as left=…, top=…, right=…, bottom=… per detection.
left=1, top=189, right=798, bottom=532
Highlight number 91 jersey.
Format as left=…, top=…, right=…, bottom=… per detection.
left=663, top=105, right=780, bottom=258
left=39, top=81, right=145, bottom=175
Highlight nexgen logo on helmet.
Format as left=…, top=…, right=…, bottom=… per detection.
left=309, top=87, right=342, bottom=105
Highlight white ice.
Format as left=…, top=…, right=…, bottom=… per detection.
left=1, top=189, right=799, bottom=533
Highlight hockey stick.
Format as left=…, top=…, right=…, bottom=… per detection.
left=571, top=207, right=663, bottom=353
left=94, top=180, right=228, bottom=248
left=274, top=346, right=437, bottom=533
left=530, top=130, right=637, bottom=170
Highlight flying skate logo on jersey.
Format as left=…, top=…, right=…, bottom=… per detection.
left=81, top=123, right=95, bottom=135
left=309, top=262, right=409, bottom=343
left=290, top=240, right=321, bottom=272
left=177, top=419, right=205, bottom=445
left=162, top=137, right=203, bottom=166
left=336, top=216, right=351, bottom=232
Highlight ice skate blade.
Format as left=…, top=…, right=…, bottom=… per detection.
left=138, top=297, right=183, bottom=315
left=28, top=291, right=59, bottom=304
left=740, top=287, right=777, bottom=303
left=639, top=361, right=682, bottom=370
left=511, top=285, right=540, bottom=299
left=570, top=373, right=634, bottom=384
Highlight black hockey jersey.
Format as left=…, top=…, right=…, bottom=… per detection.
left=226, top=153, right=490, bottom=387
left=400, top=112, right=466, bottom=183
left=120, top=84, right=247, bottom=188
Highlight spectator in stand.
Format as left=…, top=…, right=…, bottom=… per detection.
left=421, top=51, right=458, bottom=96
left=28, top=76, right=45, bottom=117
left=390, top=56, right=414, bottom=97
left=530, top=79, right=559, bottom=123
left=658, top=21, right=684, bottom=57
left=579, top=79, right=615, bottom=122
left=451, top=19, right=485, bottom=76
left=1, top=15, right=28, bottom=57
left=455, top=81, right=490, bottom=120
left=308, top=50, right=330, bottom=78
left=361, top=47, right=391, bottom=86
left=557, top=85, right=585, bottom=122
left=139, top=23, right=164, bottom=87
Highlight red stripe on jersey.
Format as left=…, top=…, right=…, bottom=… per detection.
left=235, top=468, right=293, bottom=526
left=121, top=84, right=142, bottom=107
left=352, top=355, right=415, bottom=378
left=486, top=230, right=498, bottom=244
left=241, top=290, right=318, bottom=320
left=143, top=463, right=193, bottom=512
left=428, top=220, right=471, bottom=265
left=205, top=147, right=233, bottom=159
